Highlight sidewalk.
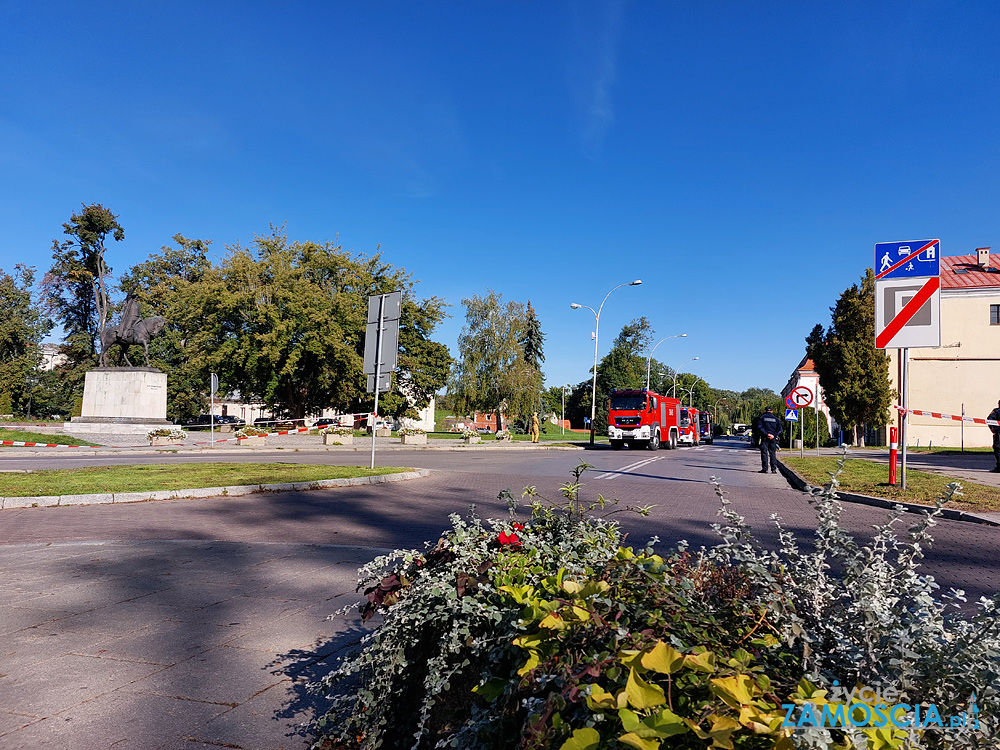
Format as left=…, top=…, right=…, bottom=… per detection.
left=0, top=540, right=375, bottom=750
left=776, top=445, right=1000, bottom=526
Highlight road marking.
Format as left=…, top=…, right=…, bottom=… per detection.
left=593, top=455, right=663, bottom=480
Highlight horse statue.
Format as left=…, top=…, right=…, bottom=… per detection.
left=98, top=293, right=167, bottom=368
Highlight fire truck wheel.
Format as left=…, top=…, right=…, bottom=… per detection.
left=647, top=430, right=660, bottom=451
left=667, top=432, right=677, bottom=450
left=610, top=440, right=623, bottom=450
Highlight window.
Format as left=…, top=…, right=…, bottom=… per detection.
left=992, top=305, right=1000, bottom=326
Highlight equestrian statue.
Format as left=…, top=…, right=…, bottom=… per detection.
left=98, top=293, right=166, bottom=368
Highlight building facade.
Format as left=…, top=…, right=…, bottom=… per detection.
left=886, top=249, right=1000, bottom=448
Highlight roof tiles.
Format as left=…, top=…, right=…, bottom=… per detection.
left=940, top=254, right=1000, bottom=290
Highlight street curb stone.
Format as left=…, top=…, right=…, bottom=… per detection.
left=776, top=460, right=1000, bottom=528
left=0, top=469, right=430, bottom=510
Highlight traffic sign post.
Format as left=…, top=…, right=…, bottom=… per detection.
left=874, top=239, right=942, bottom=491
left=364, top=291, right=402, bottom=470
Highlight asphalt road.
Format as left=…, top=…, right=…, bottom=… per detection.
left=4, top=437, right=999, bottom=602
left=3, top=437, right=999, bottom=749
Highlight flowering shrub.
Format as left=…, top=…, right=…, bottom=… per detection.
left=320, top=425, right=354, bottom=436
left=309, top=455, right=999, bottom=750
left=398, top=427, right=427, bottom=436
left=462, top=429, right=480, bottom=439
left=146, top=427, right=186, bottom=441
left=235, top=425, right=268, bottom=438
left=495, top=429, right=511, bottom=441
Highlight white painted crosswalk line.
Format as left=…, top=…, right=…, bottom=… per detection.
left=594, top=455, right=663, bottom=480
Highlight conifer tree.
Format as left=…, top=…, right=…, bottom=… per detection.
left=807, top=269, right=894, bottom=446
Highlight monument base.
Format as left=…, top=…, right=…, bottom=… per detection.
left=66, top=368, right=172, bottom=436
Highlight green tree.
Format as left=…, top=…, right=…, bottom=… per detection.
left=807, top=269, right=894, bottom=446
left=43, top=203, right=124, bottom=366
left=590, top=317, right=654, bottom=432
left=41, top=204, right=125, bottom=410
left=179, top=227, right=450, bottom=420
left=450, top=290, right=541, bottom=430
left=120, top=235, right=214, bottom=422
left=0, top=265, right=52, bottom=415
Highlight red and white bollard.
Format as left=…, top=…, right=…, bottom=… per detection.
left=889, top=427, right=898, bottom=486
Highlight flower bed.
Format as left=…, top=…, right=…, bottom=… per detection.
left=310, top=456, right=998, bottom=750
left=236, top=426, right=269, bottom=439
left=321, top=426, right=354, bottom=436
left=494, top=429, right=511, bottom=442
left=399, top=427, right=428, bottom=445
left=146, top=427, right=186, bottom=444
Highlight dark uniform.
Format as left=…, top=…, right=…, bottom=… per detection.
left=988, top=402, right=1000, bottom=472
left=757, top=409, right=782, bottom=473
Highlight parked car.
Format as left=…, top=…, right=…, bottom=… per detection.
left=254, top=417, right=297, bottom=431
left=313, top=418, right=337, bottom=428
left=189, top=414, right=244, bottom=429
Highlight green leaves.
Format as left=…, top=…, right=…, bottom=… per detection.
left=558, top=727, right=600, bottom=750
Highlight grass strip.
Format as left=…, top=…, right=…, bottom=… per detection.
left=0, top=462, right=409, bottom=497
left=0, top=428, right=98, bottom=446
left=782, top=456, right=1000, bottom=512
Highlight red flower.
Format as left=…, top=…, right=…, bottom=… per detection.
left=512, top=522, right=525, bottom=531
left=498, top=530, right=521, bottom=547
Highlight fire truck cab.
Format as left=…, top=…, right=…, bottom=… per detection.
left=607, top=389, right=681, bottom=450
left=698, top=410, right=714, bottom=445
left=678, top=406, right=700, bottom=446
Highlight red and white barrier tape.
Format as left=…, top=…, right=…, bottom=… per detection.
left=0, top=423, right=367, bottom=449
left=892, top=404, right=999, bottom=428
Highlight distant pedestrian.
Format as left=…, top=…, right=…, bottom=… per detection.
left=757, top=406, right=782, bottom=474
left=530, top=412, right=540, bottom=443
left=988, top=400, right=1000, bottom=472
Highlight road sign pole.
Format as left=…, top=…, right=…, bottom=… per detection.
left=815, top=399, right=819, bottom=454
left=901, top=348, right=909, bottom=490
left=800, top=408, right=804, bottom=458
left=370, top=294, right=385, bottom=471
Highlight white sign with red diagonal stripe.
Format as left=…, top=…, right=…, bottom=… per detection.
left=875, top=275, right=941, bottom=349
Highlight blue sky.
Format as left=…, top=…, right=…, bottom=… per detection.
left=2, top=1, right=998, bottom=395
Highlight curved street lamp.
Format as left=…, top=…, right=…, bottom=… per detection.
left=646, top=334, right=687, bottom=391
left=571, top=280, right=643, bottom=445
left=671, top=357, right=699, bottom=398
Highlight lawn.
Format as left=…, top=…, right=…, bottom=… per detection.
left=0, top=463, right=409, bottom=497
left=782, top=456, right=1000, bottom=512
left=0, top=428, right=98, bottom=446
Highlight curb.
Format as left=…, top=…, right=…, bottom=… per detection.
left=776, top=460, right=1000, bottom=528
left=0, top=469, right=430, bottom=510
left=0, top=443, right=587, bottom=457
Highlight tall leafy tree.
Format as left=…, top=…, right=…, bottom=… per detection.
left=807, top=269, right=893, bottom=446
left=0, top=265, right=52, bottom=414
left=176, top=227, right=449, bottom=420
left=120, top=235, right=214, bottom=422
left=450, top=290, right=540, bottom=430
left=43, top=203, right=124, bottom=365
left=590, top=317, right=655, bottom=432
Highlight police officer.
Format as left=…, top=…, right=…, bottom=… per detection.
left=757, top=406, right=782, bottom=474
left=988, top=400, right=1000, bottom=472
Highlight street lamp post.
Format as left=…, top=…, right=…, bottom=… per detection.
left=561, top=384, right=570, bottom=436
left=646, top=334, right=687, bottom=391
left=671, top=357, right=699, bottom=398
left=571, top=280, right=643, bottom=446
left=685, top=375, right=704, bottom=407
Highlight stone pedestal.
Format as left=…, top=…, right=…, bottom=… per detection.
left=401, top=433, right=427, bottom=445
left=68, top=368, right=171, bottom=436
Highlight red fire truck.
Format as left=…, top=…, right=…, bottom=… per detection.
left=678, top=406, right=700, bottom=447
left=607, top=389, right=685, bottom=450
